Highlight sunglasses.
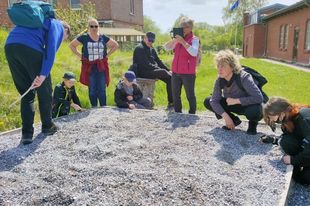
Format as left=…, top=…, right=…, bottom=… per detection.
left=89, top=25, right=98, bottom=28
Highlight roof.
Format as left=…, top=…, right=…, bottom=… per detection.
left=99, top=28, right=145, bottom=36
left=256, top=3, right=287, bottom=14
left=263, top=0, right=310, bottom=21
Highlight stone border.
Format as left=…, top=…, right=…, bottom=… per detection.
left=0, top=107, right=295, bottom=206
left=278, top=165, right=294, bottom=206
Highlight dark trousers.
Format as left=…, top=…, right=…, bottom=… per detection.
left=280, top=134, right=310, bottom=185
left=129, top=98, right=152, bottom=109
left=204, top=97, right=263, bottom=122
left=89, top=66, right=106, bottom=107
left=5, top=44, right=53, bottom=136
left=140, top=69, right=173, bottom=104
left=171, top=73, right=196, bottom=114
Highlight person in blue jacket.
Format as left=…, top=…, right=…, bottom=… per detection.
left=4, top=19, right=70, bottom=145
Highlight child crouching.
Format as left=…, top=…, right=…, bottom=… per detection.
left=114, top=71, right=152, bottom=110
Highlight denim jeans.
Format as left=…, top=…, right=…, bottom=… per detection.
left=89, top=66, right=106, bottom=107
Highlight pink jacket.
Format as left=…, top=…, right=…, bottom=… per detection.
left=172, top=32, right=197, bottom=74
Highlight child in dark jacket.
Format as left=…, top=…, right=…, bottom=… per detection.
left=52, top=72, right=82, bottom=118
left=114, top=71, right=152, bottom=110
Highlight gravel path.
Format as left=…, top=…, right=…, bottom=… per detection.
left=0, top=108, right=290, bottom=205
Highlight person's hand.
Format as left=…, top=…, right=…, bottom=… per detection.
left=32, top=75, right=46, bottom=89
left=128, top=104, right=136, bottom=109
left=223, top=113, right=235, bottom=130
left=71, top=103, right=82, bottom=111
left=282, top=155, right=291, bottom=165
left=127, top=96, right=133, bottom=101
left=175, top=35, right=186, bottom=45
left=226, top=98, right=240, bottom=106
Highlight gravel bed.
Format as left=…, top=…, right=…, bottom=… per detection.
left=288, top=183, right=310, bottom=206
left=0, top=108, right=289, bottom=205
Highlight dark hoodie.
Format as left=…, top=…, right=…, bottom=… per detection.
left=114, top=80, right=143, bottom=108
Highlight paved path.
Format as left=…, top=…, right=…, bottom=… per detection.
left=260, top=58, right=310, bottom=73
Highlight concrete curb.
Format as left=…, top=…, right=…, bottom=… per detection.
left=278, top=165, right=294, bottom=206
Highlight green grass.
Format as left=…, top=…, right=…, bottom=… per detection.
left=1, top=29, right=310, bottom=132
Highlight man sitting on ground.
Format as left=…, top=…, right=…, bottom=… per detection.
left=52, top=72, right=82, bottom=118
left=133, top=31, right=173, bottom=110
left=114, top=71, right=152, bottom=110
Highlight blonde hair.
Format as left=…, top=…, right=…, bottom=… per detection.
left=88, top=18, right=99, bottom=26
left=215, top=50, right=241, bottom=74
left=179, top=16, right=194, bottom=28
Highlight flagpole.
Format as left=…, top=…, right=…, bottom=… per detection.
left=234, top=21, right=238, bottom=54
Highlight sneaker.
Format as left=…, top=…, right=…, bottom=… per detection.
left=247, top=121, right=258, bottom=135
left=222, top=116, right=242, bottom=130
left=260, top=135, right=279, bottom=145
left=42, top=123, right=58, bottom=136
left=20, top=134, right=33, bottom=145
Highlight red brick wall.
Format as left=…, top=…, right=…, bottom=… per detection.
left=0, top=1, right=12, bottom=27
left=110, top=0, right=143, bottom=29
left=243, top=24, right=266, bottom=58
left=265, top=6, right=310, bottom=65
left=0, top=0, right=143, bottom=29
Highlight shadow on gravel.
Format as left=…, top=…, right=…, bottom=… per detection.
left=54, top=109, right=91, bottom=123
left=166, top=113, right=200, bottom=129
left=0, top=133, right=48, bottom=172
left=207, top=128, right=273, bottom=165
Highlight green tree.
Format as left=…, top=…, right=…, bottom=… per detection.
left=143, top=16, right=161, bottom=34
left=223, top=0, right=269, bottom=24
left=56, top=2, right=97, bottom=39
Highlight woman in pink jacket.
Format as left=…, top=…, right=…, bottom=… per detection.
left=164, top=16, right=200, bottom=114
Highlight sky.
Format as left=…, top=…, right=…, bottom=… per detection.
left=143, top=0, right=301, bottom=32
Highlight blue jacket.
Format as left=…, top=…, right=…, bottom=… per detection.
left=5, top=18, right=64, bottom=76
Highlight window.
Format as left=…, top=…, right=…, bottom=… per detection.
left=279, top=24, right=289, bottom=50
left=279, top=25, right=284, bottom=49
left=8, top=0, right=17, bottom=7
left=306, top=20, right=310, bottom=51
left=70, top=0, right=80, bottom=9
left=130, top=0, right=135, bottom=15
left=284, top=24, right=289, bottom=49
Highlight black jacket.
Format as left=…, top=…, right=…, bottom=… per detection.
left=133, top=41, right=169, bottom=76
left=52, top=82, right=81, bottom=118
left=114, top=81, right=143, bottom=108
left=290, top=108, right=310, bottom=167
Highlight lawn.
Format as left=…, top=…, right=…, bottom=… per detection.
left=0, top=29, right=309, bottom=132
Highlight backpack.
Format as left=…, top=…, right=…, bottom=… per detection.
left=236, top=65, right=269, bottom=103
left=7, top=0, right=55, bottom=28
left=219, top=65, right=269, bottom=103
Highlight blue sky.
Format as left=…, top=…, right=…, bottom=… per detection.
left=143, top=0, right=301, bottom=32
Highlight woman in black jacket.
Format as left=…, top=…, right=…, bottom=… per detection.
left=262, top=97, right=310, bottom=185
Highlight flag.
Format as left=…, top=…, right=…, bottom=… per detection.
left=230, top=0, right=240, bottom=12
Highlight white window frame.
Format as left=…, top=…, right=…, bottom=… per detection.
left=70, top=0, right=81, bottom=10
left=305, top=20, right=310, bottom=51
left=130, top=0, right=135, bottom=15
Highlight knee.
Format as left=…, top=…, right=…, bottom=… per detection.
left=244, top=105, right=263, bottom=121
left=279, top=134, right=303, bottom=155
left=204, top=97, right=212, bottom=110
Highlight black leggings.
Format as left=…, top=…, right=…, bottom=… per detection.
left=139, top=69, right=173, bottom=104
left=204, top=97, right=263, bottom=122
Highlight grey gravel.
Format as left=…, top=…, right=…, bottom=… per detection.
left=288, top=183, right=310, bottom=206
left=0, top=108, right=290, bottom=205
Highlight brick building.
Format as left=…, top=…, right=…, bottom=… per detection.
left=243, top=0, right=310, bottom=66
left=0, top=0, right=144, bottom=30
